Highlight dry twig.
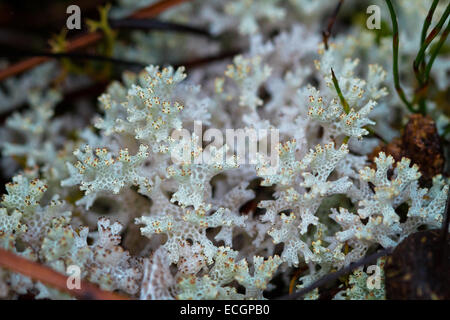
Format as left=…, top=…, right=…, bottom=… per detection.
left=322, top=0, right=344, bottom=50
left=0, top=0, right=189, bottom=81
left=0, top=247, right=130, bottom=300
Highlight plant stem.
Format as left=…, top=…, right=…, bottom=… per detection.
left=0, top=0, right=189, bottom=81
left=423, top=19, right=450, bottom=84
left=278, top=247, right=393, bottom=299
left=384, top=0, right=416, bottom=113
left=414, top=2, right=450, bottom=114
left=438, top=188, right=450, bottom=266
left=415, top=0, right=439, bottom=88
left=330, top=68, right=350, bottom=114
left=322, top=0, right=345, bottom=50
left=0, top=50, right=146, bottom=69
left=0, top=248, right=130, bottom=300
left=421, top=0, right=440, bottom=46
left=414, top=3, right=450, bottom=78
left=108, top=18, right=212, bottom=37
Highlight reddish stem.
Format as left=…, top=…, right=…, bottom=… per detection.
left=0, top=247, right=130, bottom=300
left=0, top=0, right=189, bottom=81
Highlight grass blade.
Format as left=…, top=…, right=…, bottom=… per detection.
left=331, top=68, right=350, bottom=114
left=384, top=0, right=416, bottom=113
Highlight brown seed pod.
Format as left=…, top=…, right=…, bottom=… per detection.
left=369, top=114, right=445, bottom=187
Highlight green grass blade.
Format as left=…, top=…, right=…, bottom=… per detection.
left=384, top=0, right=416, bottom=113
left=423, top=19, right=450, bottom=84
left=414, top=3, right=450, bottom=74
left=331, top=68, right=350, bottom=114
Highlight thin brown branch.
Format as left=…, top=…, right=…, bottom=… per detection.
left=1, top=50, right=146, bottom=68
left=277, top=247, right=393, bottom=300
left=177, top=49, right=240, bottom=70
left=108, top=18, right=212, bottom=37
left=0, top=0, right=190, bottom=82
left=130, top=0, right=188, bottom=19
left=0, top=247, right=130, bottom=300
left=0, top=57, right=49, bottom=82
left=439, top=188, right=450, bottom=265
left=322, top=0, right=344, bottom=50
